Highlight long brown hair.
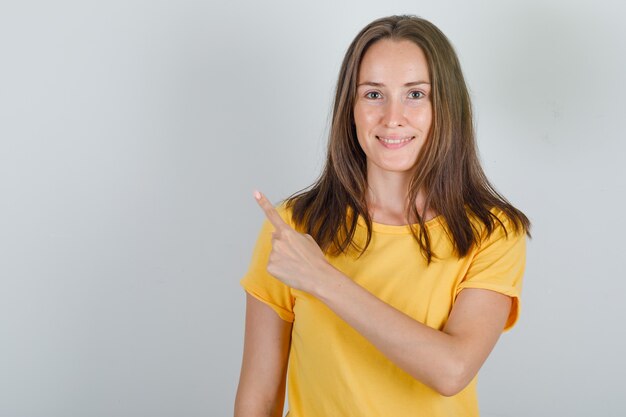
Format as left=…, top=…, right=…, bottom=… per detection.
left=283, top=15, right=530, bottom=262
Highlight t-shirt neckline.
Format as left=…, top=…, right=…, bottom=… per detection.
left=356, top=214, right=444, bottom=234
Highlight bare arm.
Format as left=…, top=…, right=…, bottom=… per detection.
left=314, top=271, right=511, bottom=396
left=234, top=294, right=292, bottom=417
left=253, top=191, right=513, bottom=397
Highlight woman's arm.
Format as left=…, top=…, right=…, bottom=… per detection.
left=234, top=293, right=292, bottom=417
left=314, top=272, right=510, bottom=396
left=254, top=191, right=512, bottom=397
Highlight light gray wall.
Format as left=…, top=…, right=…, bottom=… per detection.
left=1, top=0, right=624, bottom=416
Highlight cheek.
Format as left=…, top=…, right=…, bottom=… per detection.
left=353, top=109, right=371, bottom=151
left=408, top=107, right=433, bottom=131
left=353, top=104, right=380, bottom=133
left=353, top=106, right=364, bottom=128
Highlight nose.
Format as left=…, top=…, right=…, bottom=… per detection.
left=382, top=98, right=405, bottom=128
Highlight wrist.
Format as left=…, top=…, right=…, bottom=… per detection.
left=310, top=263, right=348, bottom=302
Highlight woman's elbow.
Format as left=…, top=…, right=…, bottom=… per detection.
left=431, top=359, right=475, bottom=397
left=435, top=380, right=470, bottom=397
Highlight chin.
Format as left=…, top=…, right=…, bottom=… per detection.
left=381, top=160, right=419, bottom=173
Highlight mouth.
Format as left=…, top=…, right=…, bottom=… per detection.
left=376, top=136, right=415, bottom=149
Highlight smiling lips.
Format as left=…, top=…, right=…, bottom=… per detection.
left=376, top=135, right=415, bottom=149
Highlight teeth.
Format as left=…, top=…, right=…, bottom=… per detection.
left=379, top=137, right=412, bottom=144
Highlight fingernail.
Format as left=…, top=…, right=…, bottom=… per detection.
left=253, top=190, right=261, bottom=201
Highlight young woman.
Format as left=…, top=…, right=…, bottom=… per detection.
left=235, top=15, right=530, bottom=417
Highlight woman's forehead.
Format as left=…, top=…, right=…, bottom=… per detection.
left=357, top=39, right=430, bottom=84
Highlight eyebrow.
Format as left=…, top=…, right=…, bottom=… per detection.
left=357, top=81, right=431, bottom=87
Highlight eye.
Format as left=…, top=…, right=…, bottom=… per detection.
left=365, top=91, right=382, bottom=100
left=408, top=90, right=425, bottom=99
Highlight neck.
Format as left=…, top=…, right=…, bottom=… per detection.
left=364, top=165, right=434, bottom=224
left=366, top=172, right=410, bottom=212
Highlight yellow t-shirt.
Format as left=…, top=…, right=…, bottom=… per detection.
left=241, top=204, right=526, bottom=417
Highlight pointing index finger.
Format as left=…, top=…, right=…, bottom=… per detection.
left=253, top=190, right=290, bottom=231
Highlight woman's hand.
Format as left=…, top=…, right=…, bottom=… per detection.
left=254, top=190, right=334, bottom=293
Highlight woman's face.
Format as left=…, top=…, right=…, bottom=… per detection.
left=353, top=39, right=432, bottom=179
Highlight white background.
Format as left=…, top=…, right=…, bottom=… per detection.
left=1, top=0, right=625, bottom=416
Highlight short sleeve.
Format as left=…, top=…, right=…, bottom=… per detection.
left=455, top=211, right=527, bottom=332
left=240, top=205, right=295, bottom=323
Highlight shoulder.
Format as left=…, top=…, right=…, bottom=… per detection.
left=488, top=207, right=517, bottom=231
left=478, top=211, right=527, bottom=262
left=469, top=206, right=522, bottom=235
left=274, top=201, right=300, bottom=231
left=466, top=206, right=527, bottom=252
left=274, top=201, right=292, bottom=222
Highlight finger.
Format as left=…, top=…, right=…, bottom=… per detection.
left=253, top=190, right=291, bottom=231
